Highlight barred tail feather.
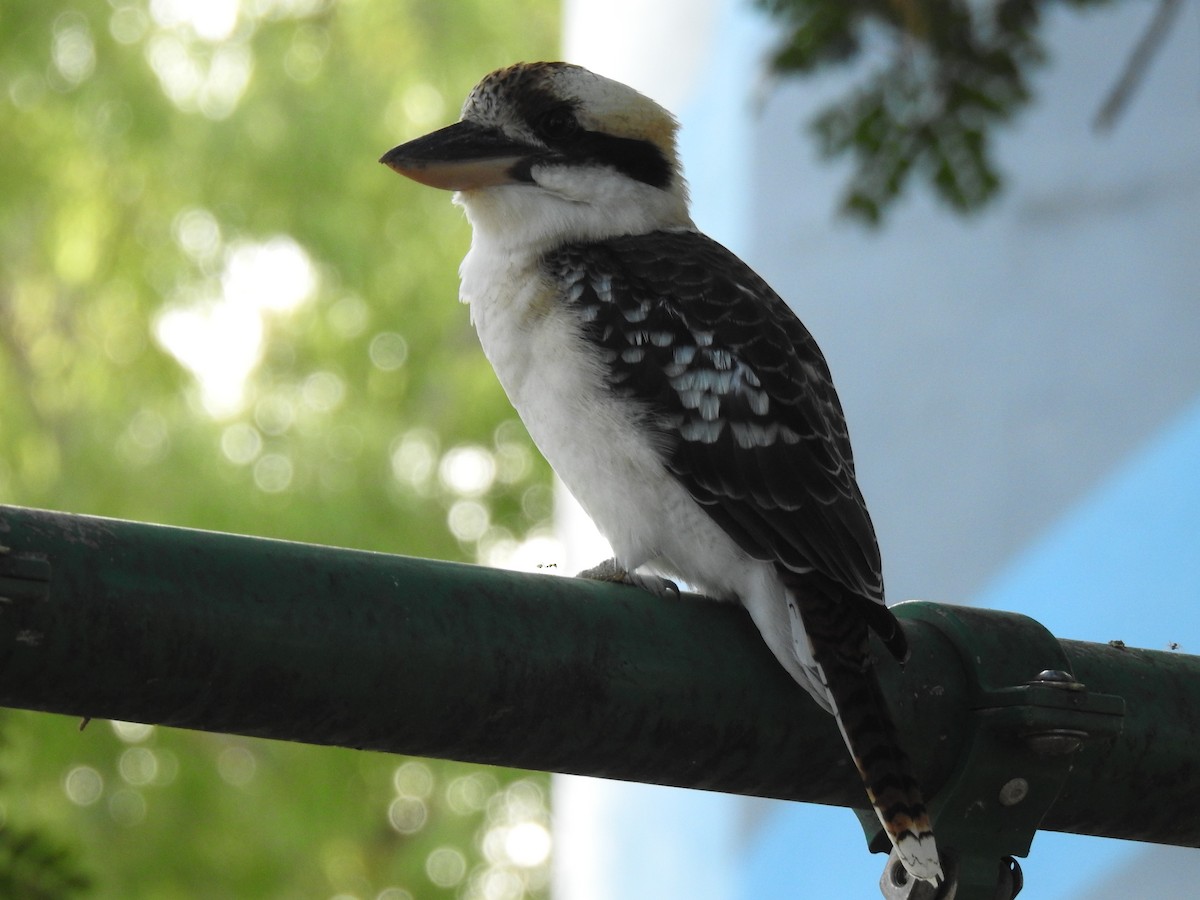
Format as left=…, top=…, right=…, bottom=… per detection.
left=790, top=578, right=943, bottom=885
left=827, top=663, right=942, bottom=883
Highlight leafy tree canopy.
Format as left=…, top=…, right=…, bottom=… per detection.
left=757, top=0, right=1176, bottom=222
left=0, top=1, right=558, bottom=897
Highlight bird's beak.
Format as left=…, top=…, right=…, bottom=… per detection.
left=380, top=120, right=534, bottom=191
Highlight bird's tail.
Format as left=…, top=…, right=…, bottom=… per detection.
left=791, top=579, right=943, bottom=885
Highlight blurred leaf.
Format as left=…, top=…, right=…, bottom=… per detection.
left=0, top=826, right=90, bottom=900
left=758, top=0, right=1133, bottom=222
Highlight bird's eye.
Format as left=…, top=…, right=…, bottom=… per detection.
left=537, top=107, right=580, bottom=143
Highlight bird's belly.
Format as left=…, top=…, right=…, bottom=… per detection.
left=474, top=302, right=745, bottom=591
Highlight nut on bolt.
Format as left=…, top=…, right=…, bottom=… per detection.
left=1032, top=669, right=1084, bottom=690
left=1024, top=669, right=1088, bottom=756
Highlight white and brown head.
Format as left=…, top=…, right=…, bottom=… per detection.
left=382, top=62, right=693, bottom=248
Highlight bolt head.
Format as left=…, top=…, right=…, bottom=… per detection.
left=999, top=777, right=1029, bottom=806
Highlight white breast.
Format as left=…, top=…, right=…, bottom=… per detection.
left=459, top=232, right=741, bottom=590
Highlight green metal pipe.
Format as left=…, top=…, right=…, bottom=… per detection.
left=1048, top=638, right=1200, bottom=844
left=0, top=504, right=867, bottom=805
left=0, top=504, right=1196, bottom=853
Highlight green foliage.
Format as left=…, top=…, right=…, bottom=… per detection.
left=758, top=0, right=1115, bottom=222
left=0, top=0, right=558, bottom=896
left=0, top=827, right=90, bottom=900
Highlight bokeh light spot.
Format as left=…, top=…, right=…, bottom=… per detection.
left=52, top=13, right=96, bottom=87
left=110, top=5, right=151, bottom=44
left=369, top=332, right=408, bottom=371
left=145, top=34, right=252, bottom=118
left=284, top=26, right=327, bottom=82
left=152, top=750, right=181, bottom=786
left=392, top=760, right=433, bottom=799
left=8, top=73, right=47, bottom=110
left=110, top=720, right=155, bottom=743
left=387, top=797, right=428, bottom=835
left=217, top=745, right=257, bottom=786
left=226, top=237, right=315, bottom=313
left=119, top=747, right=159, bottom=786
left=448, top=500, right=489, bottom=542
left=150, top=0, right=241, bottom=43
left=504, top=821, right=551, bottom=868
left=438, top=445, right=496, bottom=497
left=302, top=371, right=345, bottom=412
left=425, top=847, right=467, bottom=888
left=390, top=429, right=438, bottom=491
left=63, top=766, right=104, bottom=806
left=156, top=235, right=317, bottom=418
left=445, top=771, right=497, bottom=815
left=221, top=422, right=263, bottom=465
left=254, top=394, right=295, bottom=435
left=108, top=788, right=147, bottom=826
left=475, top=868, right=523, bottom=900
left=174, top=207, right=222, bottom=263
left=253, top=453, right=293, bottom=492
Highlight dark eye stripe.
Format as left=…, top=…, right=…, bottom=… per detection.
left=513, top=86, right=673, bottom=190
left=570, top=131, right=672, bottom=189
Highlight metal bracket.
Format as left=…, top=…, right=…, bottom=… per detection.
left=862, top=602, right=1124, bottom=900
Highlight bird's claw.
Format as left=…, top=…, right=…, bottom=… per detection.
left=577, top=558, right=680, bottom=599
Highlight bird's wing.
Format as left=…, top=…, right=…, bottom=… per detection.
left=542, top=229, right=883, bottom=603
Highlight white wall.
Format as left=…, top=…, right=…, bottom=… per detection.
left=553, top=1, right=1200, bottom=897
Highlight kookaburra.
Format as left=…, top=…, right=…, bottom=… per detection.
left=381, top=62, right=942, bottom=884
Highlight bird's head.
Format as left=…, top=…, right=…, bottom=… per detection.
left=381, top=62, right=692, bottom=249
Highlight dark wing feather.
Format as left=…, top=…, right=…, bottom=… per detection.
left=542, top=230, right=884, bottom=602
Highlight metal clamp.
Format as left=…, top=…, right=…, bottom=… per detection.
left=865, top=603, right=1124, bottom=900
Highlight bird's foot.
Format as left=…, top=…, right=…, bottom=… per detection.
left=577, top=558, right=680, bottom=600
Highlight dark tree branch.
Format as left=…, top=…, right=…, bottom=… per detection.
left=1093, top=0, right=1185, bottom=132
